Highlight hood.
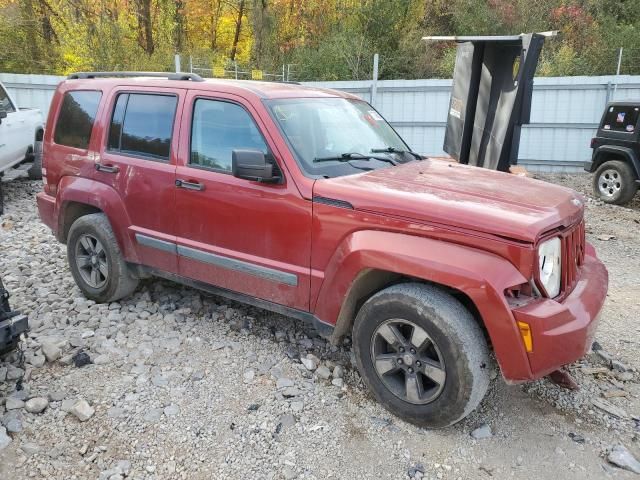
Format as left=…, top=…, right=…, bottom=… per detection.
left=312, top=158, right=584, bottom=243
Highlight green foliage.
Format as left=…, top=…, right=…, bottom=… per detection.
left=1, top=0, right=639, bottom=79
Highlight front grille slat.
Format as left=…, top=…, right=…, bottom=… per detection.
left=561, top=219, right=585, bottom=295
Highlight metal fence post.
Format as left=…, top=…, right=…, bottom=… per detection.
left=613, top=47, right=623, bottom=99
left=371, top=53, right=379, bottom=106
left=605, top=81, right=612, bottom=106
left=174, top=54, right=181, bottom=73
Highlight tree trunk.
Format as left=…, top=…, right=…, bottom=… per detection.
left=210, top=0, right=222, bottom=51
left=230, top=0, right=245, bottom=61
left=174, top=0, right=185, bottom=53
left=134, top=0, right=154, bottom=55
left=37, top=0, right=58, bottom=44
left=251, top=0, right=268, bottom=64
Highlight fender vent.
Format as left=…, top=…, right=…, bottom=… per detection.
left=312, top=196, right=354, bottom=210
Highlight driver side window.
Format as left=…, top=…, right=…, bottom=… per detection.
left=0, top=85, right=16, bottom=114
left=190, top=98, right=268, bottom=172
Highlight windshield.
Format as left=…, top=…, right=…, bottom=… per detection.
left=266, top=97, right=416, bottom=178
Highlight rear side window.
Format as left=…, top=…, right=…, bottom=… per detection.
left=108, top=93, right=177, bottom=160
left=602, top=105, right=640, bottom=133
left=190, top=99, right=268, bottom=171
left=54, top=91, right=102, bottom=149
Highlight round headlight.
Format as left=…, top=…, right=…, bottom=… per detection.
left=538, top=237, right=562, bottom=298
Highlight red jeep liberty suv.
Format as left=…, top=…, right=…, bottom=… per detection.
left=37, top=72, right=608, bottom=428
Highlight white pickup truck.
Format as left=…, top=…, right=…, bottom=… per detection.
left=0, top=80, right=45, bottom=213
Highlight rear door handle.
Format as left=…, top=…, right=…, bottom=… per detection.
left=95, top=163, right=119, bottom=173
left=175, top=179, right=205, bottom=191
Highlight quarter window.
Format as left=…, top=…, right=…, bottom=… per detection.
left=53, top=91, right=102, bottom=149
left=190, top=99, right=268, bottom=172
left=602, top=105, right=640, bottom=133
left=108, top=93, right=177, bottom=160
left=0, top=85, right=15, bottom=113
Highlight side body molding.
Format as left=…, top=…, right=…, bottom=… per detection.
left=55, top=176, right=139, bottom=263
left=313, top=230, right=533, bottom=380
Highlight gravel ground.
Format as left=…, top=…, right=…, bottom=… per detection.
left=0, top=173, right=639, bottom=480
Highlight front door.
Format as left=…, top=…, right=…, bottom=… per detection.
left=94, top=87, right=184, bottom=273
left=174, top=91, right=311, bottom=310
left=0, top=84, right=24, bottom=170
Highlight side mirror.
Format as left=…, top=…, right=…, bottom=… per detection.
left=0, top=111, right=6, bottom=125
left=232, top=149, right=280, bottom=183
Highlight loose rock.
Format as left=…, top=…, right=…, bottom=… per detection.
left=70, top=399, right=95, bottom=422
left=608, top=445, right=640, bottom=474
left=301, top=355, right=319, bottom=371
left=6, top=364, right=24, bottom=380
left=471, top=424, right=492, bottom=439
left=20, top=442, right=41, bottom=455
left=164, top=404, right=180, bottom=416
left=276, top=377, right=294, bottom=389
left=0, top=426, right=11, bottom=451
left=5, top=397, right=25, bottom=410
left=24, top=397, right=48, bottom=414
left=41, top=340, right=62, bottom=362
left=315, top=365, right=331, bottom=380
left=72, top=350, right=92, bottom=368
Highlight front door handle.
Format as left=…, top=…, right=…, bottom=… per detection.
left=175, top=179, right=205, bottom=191
left=95, top=163, right=119, bottom=173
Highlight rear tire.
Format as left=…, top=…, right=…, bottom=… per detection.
left=27, top=140, right=43, bottom=180
left=593, top=160, right=637, bottom=205
left=352, top=283, right=490, bottom=428
left=67, top=213, right=139, bottom=303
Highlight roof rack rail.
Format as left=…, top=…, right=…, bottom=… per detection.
left=67, top=71, right=204, bottom=82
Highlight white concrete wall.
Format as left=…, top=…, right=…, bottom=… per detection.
left=4, top=72, right=639, bottom=172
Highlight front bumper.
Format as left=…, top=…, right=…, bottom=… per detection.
left=511, top=252, right=608, bottom=379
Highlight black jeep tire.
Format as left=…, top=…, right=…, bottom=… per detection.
left=593, top=160, right=638, bottom=205
left=67, top=213, right=139, bottom=303
left=27, top=140, right=43, bottom=180
left=353, top=283, right=490, bottom=429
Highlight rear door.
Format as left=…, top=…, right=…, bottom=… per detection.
left=174, top=91, right=312, bottom=310
left=95, top=86, right=184, bottom=273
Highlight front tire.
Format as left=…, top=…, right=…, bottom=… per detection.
left=353, top=283, right=490, bottom=428
left=67, top=213, right=139, bottom=303
left=593, top=160, right=637, bottom=205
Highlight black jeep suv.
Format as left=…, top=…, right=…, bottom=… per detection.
left=586, top=101, right=640, bottom=205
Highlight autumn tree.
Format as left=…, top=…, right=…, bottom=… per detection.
left=1, top=0, right=639, bottom=78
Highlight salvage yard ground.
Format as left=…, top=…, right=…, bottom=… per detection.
left=0, top=173, right=639, bottom=480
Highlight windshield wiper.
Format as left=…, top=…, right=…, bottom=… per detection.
left=313, top=152, right=398, bottom=166
left=371, top=147, right=423, bottom=160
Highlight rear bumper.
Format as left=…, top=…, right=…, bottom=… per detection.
left=511, top=252, right=608, bottom=380
left=36, top=191, right=56, bottom=234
